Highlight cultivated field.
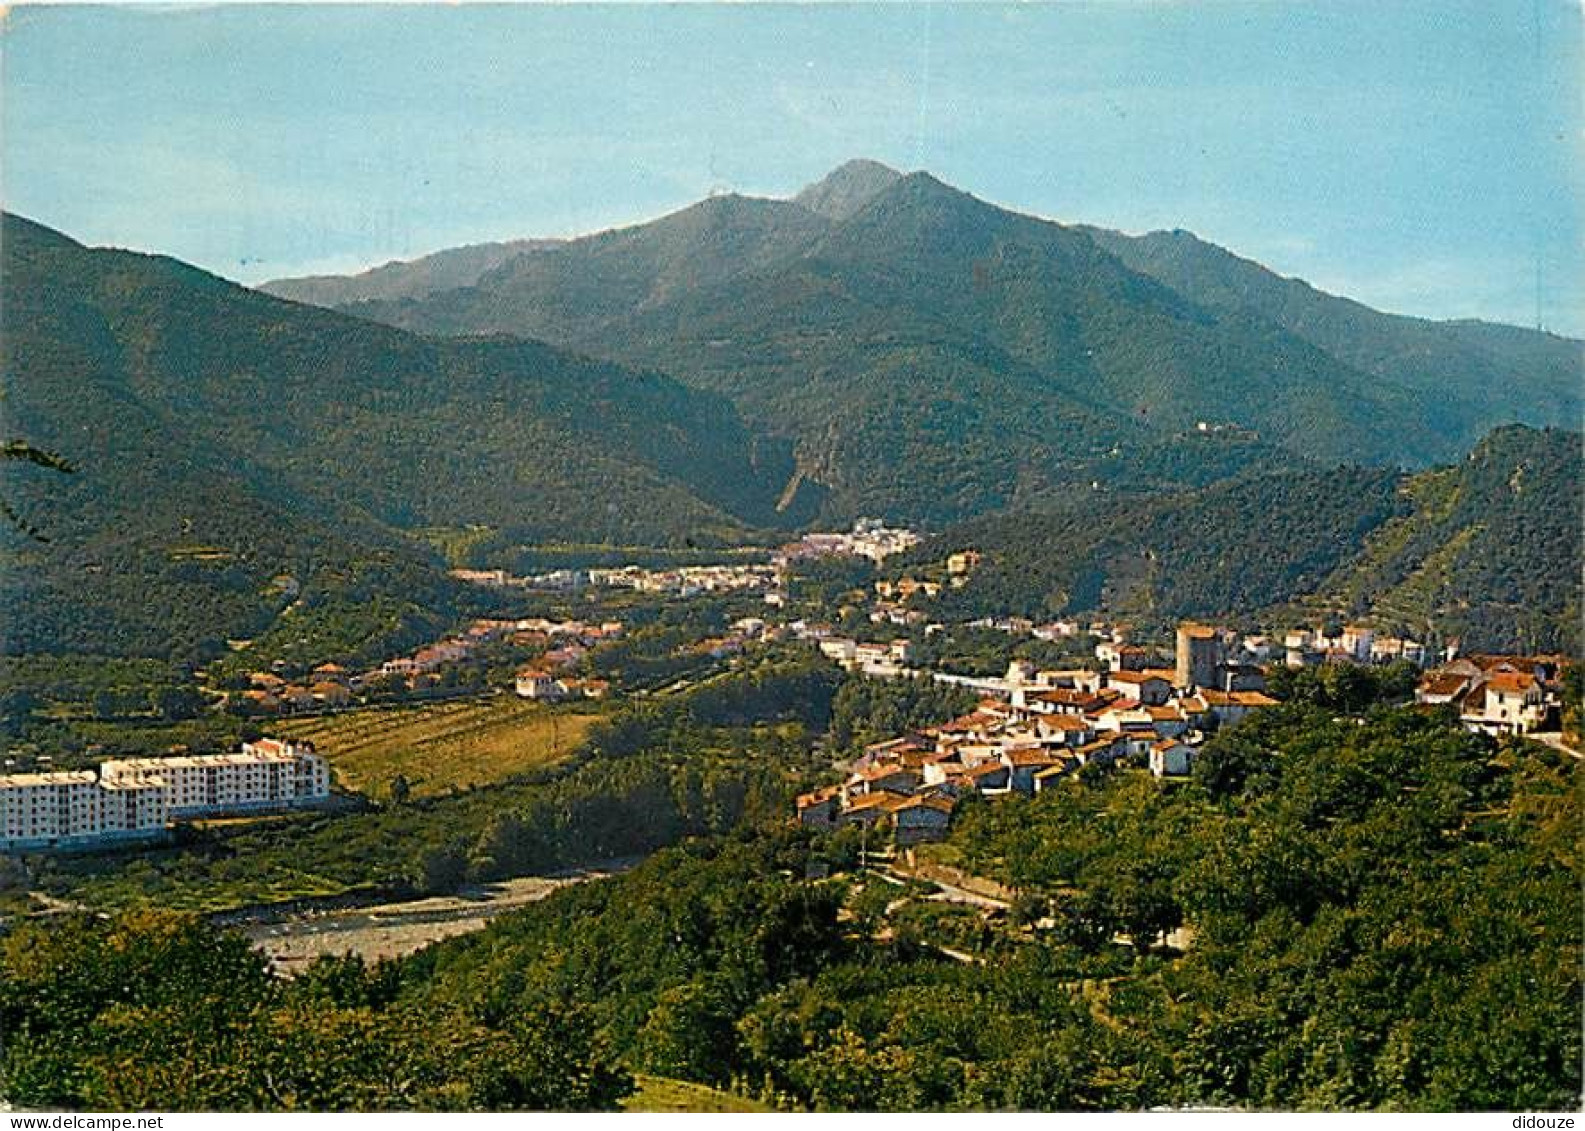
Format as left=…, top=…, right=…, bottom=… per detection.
left=277, top=695, right=600, bottom=800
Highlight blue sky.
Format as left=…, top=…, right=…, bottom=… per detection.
left=4, top=1, right=1581, bottom=334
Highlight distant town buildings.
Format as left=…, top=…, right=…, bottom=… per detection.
left=776, top=519, right=922, bottom=566
left=1, top=738, right=329, bottom=852
left=587, top=563, right=778, bottom=596
left=513, top=668, right=610, bottom=702
left=1283, top=624, right=1429, bottom=669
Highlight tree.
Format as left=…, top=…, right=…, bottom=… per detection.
left=636, top=980, right=741, bottom=1085
left=151, top=685, right=203, bottom=721
left=415, top=842, right=470, bottom=895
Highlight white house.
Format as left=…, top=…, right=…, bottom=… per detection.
left=1462, top=671, right=1550, bottom=735
left=515, top=669, right=567, bottom=701
left=1150, top=738, right=1193, bottom=778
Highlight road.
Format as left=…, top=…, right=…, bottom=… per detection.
left=877, top=864, right=1011, bottom=911
left=1528, top=731, right=1582, bottom=761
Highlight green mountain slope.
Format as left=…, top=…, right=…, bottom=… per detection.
left=262, top=236, right=565, bottom=308
left=272, top=161, right=1581, bottom=525
left=903, top=425, right=1581, bottom=653
left=1304, top=424, right=1582, bottom=652
left=912, top=464, right=1410, bottom=627
left=0, top=214, right=812, bottom=661
left=1080, top=225, right=1583, bottom=453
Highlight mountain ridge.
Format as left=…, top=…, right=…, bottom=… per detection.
left=261, top=161, right=1579, bottom=524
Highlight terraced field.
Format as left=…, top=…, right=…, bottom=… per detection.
left=277, top=695, right=601, bottom=800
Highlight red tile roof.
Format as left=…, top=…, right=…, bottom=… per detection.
left=967, top=761, right=1011, bottom=779
left=1108, top=670, right=1165, bottom=685
left=1487, top=671, right=1538, bottom=693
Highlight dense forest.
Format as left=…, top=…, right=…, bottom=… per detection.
left=1308, top=424, right=1583, bottom=652
left=903, top=465, right=1408, bottom=625
left=1, top=910, right=631, bottom=1110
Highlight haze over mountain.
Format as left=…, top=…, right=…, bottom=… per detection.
left=262, top=161, right=1580, bottom=525
left=0, top=213, right=812, bottom=661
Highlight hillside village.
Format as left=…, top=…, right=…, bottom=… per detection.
left=230, top=518, right=1574, bottom=750
left=798, top=615, right=1572, bottom=847
left=231, top=616, right=626, bottom=714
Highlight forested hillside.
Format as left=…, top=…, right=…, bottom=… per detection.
left=1081, top=225, right=1582, bottom=455
left=1305, top=424, right=1583, bottom=652
left=902, top=465, right=1409, bottom=627
left=13, top=698, right=1572, bottom=1111
left=0, top=213, right=813, bottom=662
left=901, top=425, right=1581, bottom=653
left=262, top=236, right=565, bottom=308
left=397, top=705, right=1582, bottom=1111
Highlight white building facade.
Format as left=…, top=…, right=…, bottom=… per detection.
left=1, top=739, right=328, bottom=852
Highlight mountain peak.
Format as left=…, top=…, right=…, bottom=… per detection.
left=793, top=158, right=904, bottom=221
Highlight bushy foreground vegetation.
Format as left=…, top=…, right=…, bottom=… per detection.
left=0, top=910, right=630, bottom=1110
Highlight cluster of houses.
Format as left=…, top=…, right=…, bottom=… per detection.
left=585, top=563, right=778, bottom=596
left=513, top=620, right=630, bottom=700
left=874, top=550, right=982, bottom=604
left=797, top=623, right=1278, bottom=845
left=1414, top=653, right=1569, bottom=736
left=514, top=667, right=611, bottom=702
left=775, top=519, right=923, bottom=567
left=515, top=618, right=781, bottom=700
left=509, top=619, right=632, bottom=701
left=0, top=738, right=329, bottom=853
left=456, top=521, right=921, bottom=606
left=814, top=636, right=916, bottom=678
left=237, top=662, right=359, bottom=714
left=456, top=563, right=780, bottom=596
left=1281, top=624, right=1431, bottom=668
left=236, top=617, right=625, bottom=714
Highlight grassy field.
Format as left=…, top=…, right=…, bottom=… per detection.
left=277, top=695, right=601, bottom=801
left=621, top=1075, right=772, bottom=1113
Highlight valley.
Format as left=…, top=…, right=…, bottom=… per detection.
left=1, top=158, right=1578, bottom=1115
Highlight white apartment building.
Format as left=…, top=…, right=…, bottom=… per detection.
left=0, top=770, right=168, bottom=851
left=1, top=738, right=328, bottom=852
